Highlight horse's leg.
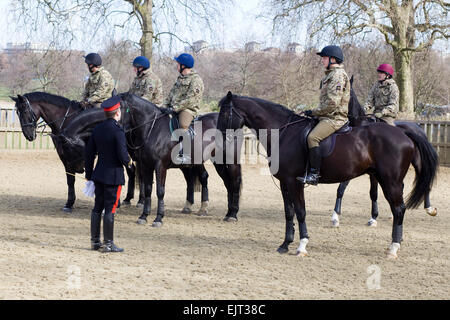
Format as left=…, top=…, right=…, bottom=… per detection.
left=136, top=162, right=145, bottom=208
left=214, top=164, right=241, bottom=222
left=152, top=164, right=167, bottom=228
left=63, top=170, right=76, bottom=213
left=213, top=164, right=232, bottom=221
left=367, top=174, right=380, bottom=227
left=137, top=170, right=153, bottom=225
left=196, top=165, right=209, bottom=216
left=180, top=167, right=194, bottom=214
left=286, top=179, right=309, bottom=256
left=379, top=179, right=405, bottom=259
left=424, top=192, right=437, bottom=216
left=277, top=181, right=295, bottom=254
left=123, top=163, right=135, bottom=205
left=332, top=180, right=350, bottom=227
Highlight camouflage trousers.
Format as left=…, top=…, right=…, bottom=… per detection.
left=307, top=120, right=338, bottom=149
left=381, top=116, right=396, bottom=126
left=178, top=110, right=194, bottom=129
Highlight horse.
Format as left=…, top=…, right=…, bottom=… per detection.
left=329, top=83, right=438, bottom=227
left=119, top=92, right=242, bottom=227
left=217, top=91, right=438, bottom=259
left=10, top=92, right=138, bottom=212
left=57, top=104, right=215, bottom=217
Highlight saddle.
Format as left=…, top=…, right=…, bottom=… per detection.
left=305, top=121, right=352, bottom=158
left=169, top=113, right=196, bottom=140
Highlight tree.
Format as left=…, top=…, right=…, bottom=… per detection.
left=268, top=0, right=450, bottom=114
left=14, top=0, right=231, bottom=58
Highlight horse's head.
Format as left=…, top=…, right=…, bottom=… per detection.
left=217, top=91, right=245, bottom=134
left=10, top=94, right=38, bottom=141
left=347, top=75, right=366, bottom=126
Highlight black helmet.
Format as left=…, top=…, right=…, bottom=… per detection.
left=84, top=53, right=102, bottom=66
left=316, top=45, right=344, bottom=63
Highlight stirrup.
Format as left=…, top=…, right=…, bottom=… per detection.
left=175, top=153, right=191, bottom=165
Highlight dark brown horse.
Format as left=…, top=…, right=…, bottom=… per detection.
left=119, top=93, right=242, bottom=227
left=10, top=92, right=138, bottom=212
left=330, top=83, right=438, bottom=228
left=217, top=92, right=438, bottom=259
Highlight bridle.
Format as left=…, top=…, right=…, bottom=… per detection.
left=123, top=101, right=166, bottom=150
left=16, top=96, right=38, bottom=129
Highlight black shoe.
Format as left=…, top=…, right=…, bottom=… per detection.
left=91, top=241, right=102, bottom=251
left=100, top=241, right=124, bottom=253
left=303, top=172, right=320, bottom=185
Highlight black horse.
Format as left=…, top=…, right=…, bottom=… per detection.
left=217, top=92, right=438, bottom=259
left=57, top=104, right=214, bottom=218
left=329, top=83, right=438, bottom=227
left=10, top=92, right=137, bottom=212
left=119, top=92, right=242, bottom=227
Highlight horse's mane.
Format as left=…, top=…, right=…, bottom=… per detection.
left=120, top=92, right=161, bottom=113
left=222, top=94, right=297, bottom=118
left=24, top=92, right=83, bottom=111
left=349, top=88, right=366, bottom=118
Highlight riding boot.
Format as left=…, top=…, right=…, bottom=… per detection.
left=298, top=147, right=321, bottom=185
left=90, top=211, right=102, bottom=250
left=100, top=211, right=123, bottom=253
left=176, top=132, right=192, bottom=164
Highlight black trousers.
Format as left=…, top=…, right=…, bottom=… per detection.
left=93, top=182, right=122, bottom=214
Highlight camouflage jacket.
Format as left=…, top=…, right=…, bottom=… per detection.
left=312, top=64, right=350, bottom=129
left=164, top=71, right=204, bottom=116
left=128, top=70, right=163, bottom=107
left=364, top=78, right=399, bottom=120
left=82, top=67, right=115, bottom=104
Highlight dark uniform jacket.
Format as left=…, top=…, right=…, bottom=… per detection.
left=85, top=118, right=130, bottom=186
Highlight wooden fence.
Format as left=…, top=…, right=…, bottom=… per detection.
left=0, top=106, right=54, bottom=150
left=1, top=105, right=449, bottom=167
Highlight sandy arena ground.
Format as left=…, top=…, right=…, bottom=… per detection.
left=0, top=150, right=448, bottom=299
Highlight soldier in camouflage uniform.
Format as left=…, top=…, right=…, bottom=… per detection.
left=129, top=56, right=163, bottom=106
left=364, top=64, right=399, bottom=126
left=82, top=53, right=115, bottom=108
left=298, top=45, right=350, bottom=185
left=162, top=53, right=204, bottom=164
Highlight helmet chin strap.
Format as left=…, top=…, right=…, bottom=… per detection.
left=136, top=67, right=144, bottom=77
left=179, top=64, right=187, bottom=75
left=326, top=57, right=337, bottom=70
left=88, top=64, right=96, bottom=73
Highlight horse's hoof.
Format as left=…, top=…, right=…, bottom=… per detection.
left=386, top=252, right=398, bottom=260
left=136, top=218, right=147, bottom=225
left=62, top=206, right=73, bottom=213
left=367, top=219, right=378, bottom=227
left=180, top=207, right=192, bottom=214
left=152, top=221, right=163, bottom=228
left=331, top=219, right=339, bottom=228
left=425, top=207, right=437, bottom=217
left=277, top=247, right=288, bottom=254
left=296, top=250, right=308, bottom=257
left=136, top=202, right=144, bottom=208
left=223, top=216, right=238, bottom=222
left=122, top=200, right=131, bottom=206
left=196, top=209, right=208, bottom=216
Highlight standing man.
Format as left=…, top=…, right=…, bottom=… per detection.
left=128, top=56, right=163, bottom=106
left=364, top=63, right=399, bottom=126
left=162, top=53, right=204, bottom=164
left=297, top=45, right=350, bottom=185
left=82, top=53, right=115, bottom=108
left=85, top=95, right=132, bottom=253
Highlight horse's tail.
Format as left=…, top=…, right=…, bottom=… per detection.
left=404, top=130, right=439, bottom=209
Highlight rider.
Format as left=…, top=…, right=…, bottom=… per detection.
left=364, top=64, right=399, bottom=126
left=128, top=56, right=164, bottom=107
left=82, top=53, right=115, bottom=108
left=85, top=95, right=132, bottom=253
left=298, top=45, right=350, bottom=185
left=162, top=53, right=204, bottom=164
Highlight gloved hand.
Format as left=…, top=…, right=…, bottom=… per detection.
left=303, top=110, right=313, bottom=117
left=374, top=112, right=382, bottom=118
left=80, top=100, right=91, bottom=110
left=160, top=107, right=174, bottom=115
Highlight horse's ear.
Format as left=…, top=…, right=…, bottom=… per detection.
left=350, top=75, right=354, bottom=86
left=17, top=94, right=25, bottom=102
left=227, top=91, right=233, bottom=100
left=10, top=96, right=18, bottom=102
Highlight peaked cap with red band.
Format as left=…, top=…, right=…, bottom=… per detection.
left=101, top=96, right=121, bottom=112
